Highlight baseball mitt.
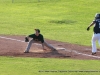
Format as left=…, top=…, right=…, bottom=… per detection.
left=25, top=37, right=29, bottom=42
left=87, top=27, right=90, bottom=31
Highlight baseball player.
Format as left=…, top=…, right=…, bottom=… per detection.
left=87, top=13, right=100, bottom=55
left=24, top=29, right=57, bottom=53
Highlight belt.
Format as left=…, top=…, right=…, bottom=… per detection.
left=94, top=33, right=100, bottom=34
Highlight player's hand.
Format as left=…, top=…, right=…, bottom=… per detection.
left=87, top=27, right=90, bottom=31
left=43, top=48, right=46, bottom=50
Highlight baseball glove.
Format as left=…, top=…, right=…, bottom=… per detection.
left=25, top=37, right=29, bottom=42
left=87, top=27, right=90, bottom=31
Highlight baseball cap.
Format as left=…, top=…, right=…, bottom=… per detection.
left=35, top=29, right=40, bottom=33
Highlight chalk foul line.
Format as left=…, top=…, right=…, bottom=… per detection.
left=0, top=36, right=41, bottom=45
left=0, top=36, right=100, bottom=59
left=55, top=48, right=100, bottom=59
left=58, top=48, right=100, bottom=59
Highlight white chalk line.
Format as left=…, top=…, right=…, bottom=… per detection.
left=64, top=49, right=100, bottom=59
left=54, top=47, right=100, bottom=59
left=0, top=36, right=100, bottom=59
left=85, top=48, right=100, bottom=52
left=0, top=36, right=25, bottom=42
left=0, top=36, right=41, bottom=46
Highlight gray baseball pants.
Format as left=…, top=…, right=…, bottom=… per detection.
left=25, top=39, right=56, bottom=52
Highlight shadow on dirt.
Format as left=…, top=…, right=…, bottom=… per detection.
left=22, top=51, right=71, bottom=58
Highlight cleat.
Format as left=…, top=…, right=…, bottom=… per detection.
left=92, top=52, right=96, bottom=55
left=24, top=51, right=29, bottom=53
left=52, top=49, right=57, bottom=51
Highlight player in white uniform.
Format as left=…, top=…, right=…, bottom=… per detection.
left=87, top=13, right=100, bottom=55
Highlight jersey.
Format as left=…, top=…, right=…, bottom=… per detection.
left=28, top=34, right=44, bottom=43
left=93, top=19, right=100, bottom=33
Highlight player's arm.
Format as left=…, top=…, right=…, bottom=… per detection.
left=25, top=34, right=33, bottom=42
left=42, top=43, right=45, bottom=50
left=25, top=35, right=31, bottom=40
left=26, top=34, right=34, bottom=39
left=87, top=21, right=95, bottom=31
left=41, top=35, right=45, bottom=50
left=88, top=21, right=95, bottom=27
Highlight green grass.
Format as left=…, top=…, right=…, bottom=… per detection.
left=0, top=56, right=100, bottom=75
left=0, top=0, right=100, bottom=46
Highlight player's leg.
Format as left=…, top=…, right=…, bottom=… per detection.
left=24, top=39, right=34, bottom=53
left=43, top=41, right=56, bottom=51
left=97, top=34, right=100, bottom=45
left=92, top=34, right=97, bottom=54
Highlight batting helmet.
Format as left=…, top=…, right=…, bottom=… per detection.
left=95, top=13, right=100, bottom=19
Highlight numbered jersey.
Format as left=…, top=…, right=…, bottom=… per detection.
left=93, top=19, right=100, bottom=33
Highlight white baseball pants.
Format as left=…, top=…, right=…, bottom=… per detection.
left=92, top=33, right=100, bottom=53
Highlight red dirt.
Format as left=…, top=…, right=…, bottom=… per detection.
left=0, top=35, right=100, bottom=60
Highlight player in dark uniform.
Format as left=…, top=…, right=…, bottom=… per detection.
left=24, top=29, right=56, bottom=53
left=87, top=13, right=100, bottom=55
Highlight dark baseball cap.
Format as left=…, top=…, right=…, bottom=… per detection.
left=35, top=29, right=40, bottom=33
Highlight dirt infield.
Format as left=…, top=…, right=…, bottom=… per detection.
left=0, top=35, right=100, bottom=60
